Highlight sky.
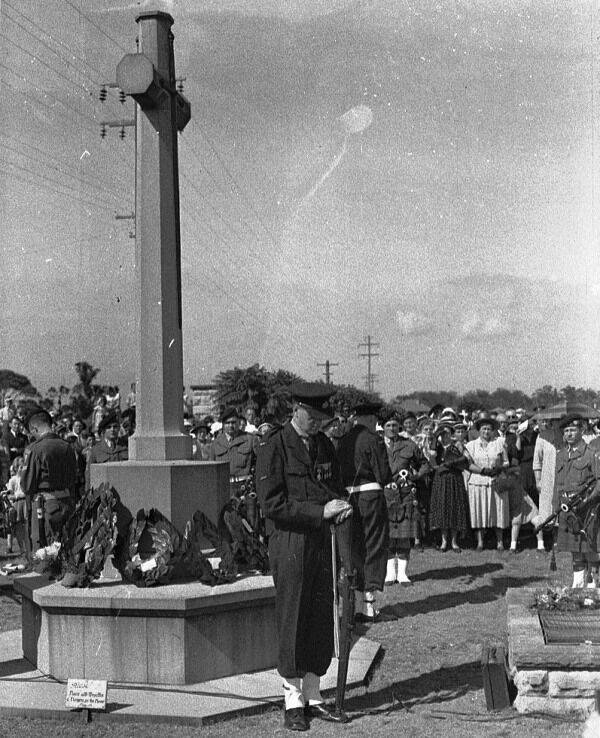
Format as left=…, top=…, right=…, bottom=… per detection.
left=1, top=0, right=599, bottom=400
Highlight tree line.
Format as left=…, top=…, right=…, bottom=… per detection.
left=1, top=363, right=598, bottom=420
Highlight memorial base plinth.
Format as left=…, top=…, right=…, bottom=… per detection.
left=16, top=574, right=277, bottom=685
left=90, top=460, right=230, bottom=536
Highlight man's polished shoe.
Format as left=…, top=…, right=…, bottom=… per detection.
left=283, top=707, right=309, bottom=731
left=306, top=703, right=349, bottom=723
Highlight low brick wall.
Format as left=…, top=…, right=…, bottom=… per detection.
left=507, top=588, right=600, bottom=717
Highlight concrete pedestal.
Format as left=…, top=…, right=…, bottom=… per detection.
left=90, top=460, right=230, bottom=536
left=16, top=574, right=277, bottom=685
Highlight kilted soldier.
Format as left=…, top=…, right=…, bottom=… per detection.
left=554, top=413, right=600, bottom=588
left=256, top=382, right=352, bottom=731
left=337, top=401, right=392, bottom=621
left=384, top=424, right=430, bottom=585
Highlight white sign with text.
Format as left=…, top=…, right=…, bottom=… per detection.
left=65, top=679, right=108, bottom=710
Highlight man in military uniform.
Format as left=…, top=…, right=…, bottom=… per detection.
left=256, top=382, right=352, bottom=731
left=208, top=407, right=259, bottom=498
left=85, top=412, right=129, bottom=492
left=337, top=402, right=392, bottom=621
left=21, top=409, right=78, bottom=550
left=554, top=413, right=600, bottom=587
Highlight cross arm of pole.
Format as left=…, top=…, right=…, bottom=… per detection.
left=116, top=53, right=191, bottom=131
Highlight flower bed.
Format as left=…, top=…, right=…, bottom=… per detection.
left=534, top=588, right=600, bottom=645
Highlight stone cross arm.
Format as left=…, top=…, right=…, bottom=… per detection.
left=116, top=53, right=191, bottom=131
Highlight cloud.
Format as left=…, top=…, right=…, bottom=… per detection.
left=396, top=310, right=435, bottom=336
left=460, top=312, right=512, bottom=338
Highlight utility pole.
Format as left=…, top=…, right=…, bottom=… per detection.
left=358, top=335, right=379, bottom=393
left=317, top=359, right=338, bottom=384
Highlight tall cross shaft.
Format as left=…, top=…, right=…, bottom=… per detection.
left=117, top=11, right=192, bottom=461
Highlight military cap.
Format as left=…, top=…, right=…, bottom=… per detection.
left=558, top=413, right=585, bottom=430
left=352, top=400, right=383, bottom=416
left=221, top=407, right=240, bottom=423
left=98, top=412, right=120, bottom=435
left=290, top=382, right=334, bottom=419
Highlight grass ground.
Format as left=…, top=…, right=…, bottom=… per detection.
left=0, top=532, right=587, bottom=737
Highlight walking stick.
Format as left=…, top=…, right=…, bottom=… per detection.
left=331, top=524, right=340, bottom=659
left=333, top=517, right=354, bottom=723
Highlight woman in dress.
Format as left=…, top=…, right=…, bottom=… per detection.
left=429, top=424, right=470, bottom=552
left=464, top=418, right=509, bottom=550
left=413, top=416, right=436, bottom=548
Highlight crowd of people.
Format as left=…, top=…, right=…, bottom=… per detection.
left=1, top=389, right=598, bottom=569
left=1, top=383, right=600, bottom=729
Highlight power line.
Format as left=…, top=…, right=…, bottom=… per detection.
left=4, top=1, right=111, bottom=86
left=3, top=5, right=102, bottom=89
left=0, top=140, right=128, bottom=204
left=62, top=0, right=130, bottom=54
left=0, top=31, right=94, bottom=95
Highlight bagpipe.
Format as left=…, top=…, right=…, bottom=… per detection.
left=384, top=468, right=418, bottom=516
left=533, top=478, right=599, bottom=537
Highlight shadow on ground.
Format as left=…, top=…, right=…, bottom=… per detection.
left=346, top=659, right=482, bottom=717
left=380, top=575, right=543, bottom=620
left=411, top=562, right=504, bottom=583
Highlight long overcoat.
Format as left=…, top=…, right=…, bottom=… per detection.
left=255, top=422, right=344, bottom=679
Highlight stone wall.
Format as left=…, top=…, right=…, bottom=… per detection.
left=507, top=588, right=600, bottom=718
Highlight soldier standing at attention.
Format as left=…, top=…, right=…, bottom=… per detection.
left=256, top=382, right=352, bottom=732
left=337, top=401, right=392, bottom=621
left=554, top=413, right=600, bottom=588
left=21, top=409, right=78, bottom=551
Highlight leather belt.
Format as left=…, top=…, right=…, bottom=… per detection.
left=38, top=490, right=71, bottom=501
left=345, top=483, right=382, bottom=494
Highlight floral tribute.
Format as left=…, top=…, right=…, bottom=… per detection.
left=533, top=586, right=600, bottom=612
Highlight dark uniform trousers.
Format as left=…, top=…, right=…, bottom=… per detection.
left=338, top=425, right=392, bottom=593
left=269, top=525, right=333, bottom=679
left=350, top=490, right=389, bottom=592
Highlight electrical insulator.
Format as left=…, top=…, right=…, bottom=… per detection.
left=119, top=126, right=126, bottom=140
left=119, top=89, right=126, bottom=104
left=100, top=124, right=107, bottom=139
left=99, top=86, right=107, bottom=102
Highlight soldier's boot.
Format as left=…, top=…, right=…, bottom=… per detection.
left=385, top=557, right=398, bottom=585
left=572, top=567, right=587, bottom=588
left=364, top=591, right=379, bottom=620
left=397, top=557, right=411, bottom=585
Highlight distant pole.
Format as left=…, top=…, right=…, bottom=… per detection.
left=317, top=359, right=339, bottom=384
left=358, top=335, right=380, bottom=393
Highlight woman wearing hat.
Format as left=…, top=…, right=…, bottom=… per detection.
left=464, top=418, right=509, bottom=550
left=429, top=423, right=470, bottom=552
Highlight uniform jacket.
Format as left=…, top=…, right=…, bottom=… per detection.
left=85, top=438, right=129, bottom=490
left=338, top=425, right=392, bottom=488
left=553, top=440, right=600, bottom=512
left=208, top=431, right=258, bottom=477
left=255, top=422, right=344, bottom=533
left=386, top=436, right=429, bottom=480
left=21, top=432, right=78, bottom=496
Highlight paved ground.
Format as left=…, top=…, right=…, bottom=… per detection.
left=0, top=532, right=589, bottom=737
